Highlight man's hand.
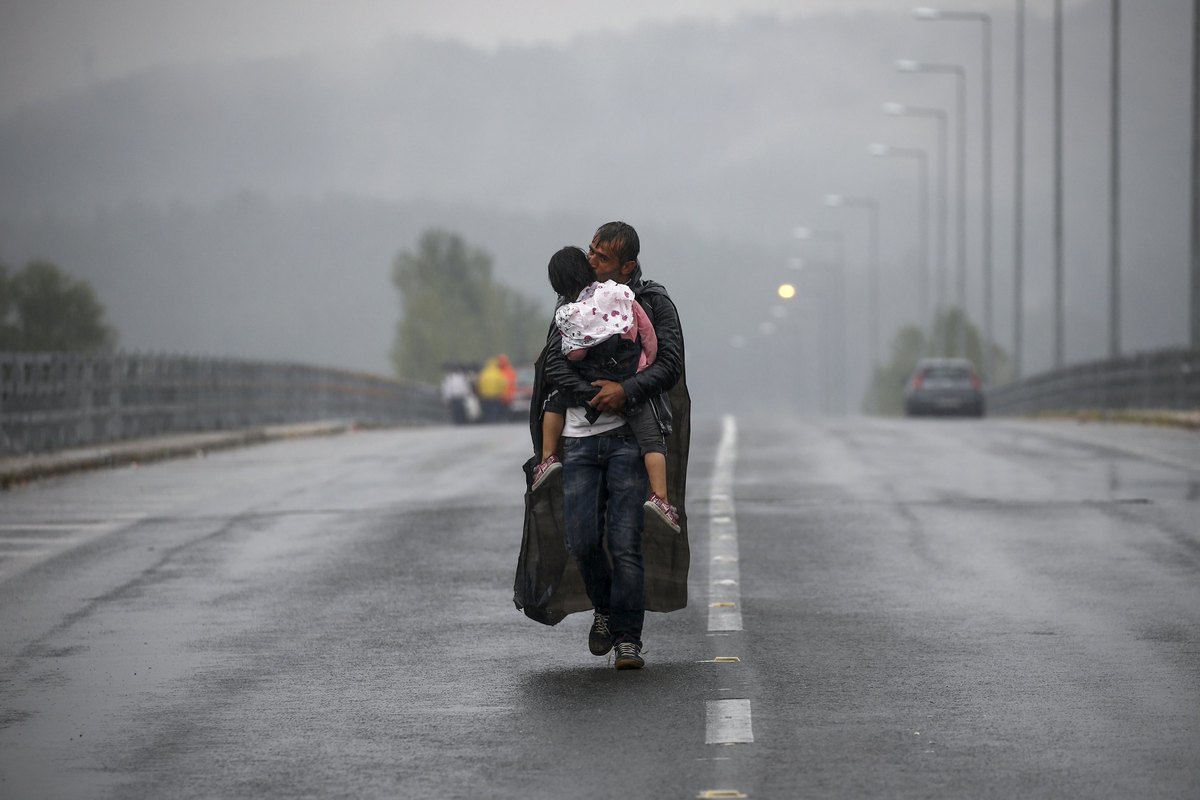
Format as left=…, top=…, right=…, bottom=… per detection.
left=588, top=380, right=627, bottom=413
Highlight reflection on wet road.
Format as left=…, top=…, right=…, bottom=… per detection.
left=1, top=417, right=1196, bottom=798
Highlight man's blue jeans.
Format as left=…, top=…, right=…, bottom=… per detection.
left=561, top=432, right=647, bottom=646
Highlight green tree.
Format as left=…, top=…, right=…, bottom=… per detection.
left=0, top=261, right=116, bottom=352
left=390, top=229, right=546, bottom=382
left=866, top=323, right=927, bottom=416
left=865, top=307, right=1010, bottom=415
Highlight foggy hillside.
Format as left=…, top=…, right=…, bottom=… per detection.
left=0, top=2, right=1193, bottom=412
left=0, top=19, right=883, bottom=226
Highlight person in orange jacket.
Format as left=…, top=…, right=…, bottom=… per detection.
left=496, top=354, right=518, bottom=410
left=476, top=357, right=509, bottom=423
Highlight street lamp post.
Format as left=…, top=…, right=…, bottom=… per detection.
left=897, top=59, right=969, bottom=360
left=823, top=194, right=881, bottom=389
left=869, top=144, right=931, bottom=348
left=782, top=270, right=831, bottom=414
left=1193, top=0, right=1200, bottom=349
left=914, top=7, right=995, bottom=382
left=1108, top=0, right=1122, bottom=360
left=1014, top=0, right=1026, bottom=378
left=794, top=227, right=848, bottom=414
left=883, top=103, right=947, bottom=342
left=1054, top=0, right=1065, bottom=368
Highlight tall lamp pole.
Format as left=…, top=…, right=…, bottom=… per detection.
left=1108, top=0, right=1122, bottom=359
left=883, top=103, right=947, bottom=348
left=897, top=59, right=969, bottom=359
left=795, top=227, right=848, bottom=414
left=1014, top=0, right=1026, bottom=378
left=824, top=194, right=881, bottom=386
left=1193, top=0, right=1200, bottom=348
left=1054, top=0, right=1065, bottom=368
left=914, top=7, right=995, bottom=382
left=869, top=144, right=931, bottom=347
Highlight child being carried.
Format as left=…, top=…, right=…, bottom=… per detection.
left=531, top=246, right=679, bottom=532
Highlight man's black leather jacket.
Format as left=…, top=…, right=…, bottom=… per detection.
left=540, top=265, right=684, bottom=418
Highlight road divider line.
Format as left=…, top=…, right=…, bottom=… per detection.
left=0, top=523, right=111, bottom=531
left=705, top=699, right=754, bottom=744
left=709, top=415, right=742, bottom=632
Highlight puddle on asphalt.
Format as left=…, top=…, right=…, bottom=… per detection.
left=1105, top=461, right=1200, bottom=504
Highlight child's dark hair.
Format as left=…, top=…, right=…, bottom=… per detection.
left=547, top=246, right=592, bottom=300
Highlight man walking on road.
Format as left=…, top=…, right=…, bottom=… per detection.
left=538, top=221, right=687, bottom=669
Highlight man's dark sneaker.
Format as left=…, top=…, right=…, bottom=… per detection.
left=531, top=455, right=561, bottom=491
left=644, top=493, right=681, bottom=533
left=613, top=641, right=644, bottom=670
left=588, top=611, right=613, bottom=656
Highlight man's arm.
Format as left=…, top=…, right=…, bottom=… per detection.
left=542, top=331, right=599, bottom=408
left=621, top=289, right=683, bottom=407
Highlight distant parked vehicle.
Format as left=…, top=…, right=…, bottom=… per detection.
left=509, top=366, right=536, bottom=421
left=904, top=358, right=986, bottom=418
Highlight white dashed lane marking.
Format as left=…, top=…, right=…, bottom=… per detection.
left=704, top=415, right=753, bottom=752
left=708, top=414, right=742, bottom=633
left=706, top=699, right=754, bottom=745
left=0, top=517, right=147, bottom=581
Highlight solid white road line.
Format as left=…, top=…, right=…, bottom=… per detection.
left=706, top=699, right=754, bottom=744
left=709, top=415, right=742, bottom=632
left=0, top=523, right=111, bottom=531
left=701, top=416, right=753, bottom=769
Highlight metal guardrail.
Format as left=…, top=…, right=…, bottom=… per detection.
left=0, top=352, right=444, bottom=454
left=987, top=347, right=1200, bottom=415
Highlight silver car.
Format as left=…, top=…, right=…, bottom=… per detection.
left=904, top=358, right=985, bottom=417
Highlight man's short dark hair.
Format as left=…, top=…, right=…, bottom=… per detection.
left=594, top=221, right=640, bottom=267
left=548, top=246, right=592, bottom=299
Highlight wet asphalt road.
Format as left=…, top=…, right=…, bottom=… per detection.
left=0, top=416, right=1197, bottom=799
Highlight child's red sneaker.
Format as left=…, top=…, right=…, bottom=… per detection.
left=531, top=455, right=562, bottom=491
left=644, top=493, right=680, bottom=533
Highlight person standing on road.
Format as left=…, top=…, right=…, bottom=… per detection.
left=534, top=221, right=687, bottom=670
left=496, top=354, right=518, bottom=415
left=476, top=357, right=508, bottom=423
left=440, top=363, right=473, bottom=425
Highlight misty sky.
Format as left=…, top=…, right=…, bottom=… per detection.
left=1, top=0, right=1073, bottom=117
left=0, top=0, right=1191, bottom=414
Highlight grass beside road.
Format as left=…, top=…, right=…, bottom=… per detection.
left=1026, top=409, right=1200, bottom=431
left=0, top=421, right=358, bottom=489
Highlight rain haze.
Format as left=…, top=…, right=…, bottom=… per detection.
left=0, top=0, right=1193, bottom=413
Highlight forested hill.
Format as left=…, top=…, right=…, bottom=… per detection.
left=0, top=2, right=1193, bottom=395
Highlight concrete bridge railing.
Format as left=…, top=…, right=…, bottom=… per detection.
left=0, top=352, right=444, bottom=454
left=987, top=347, right=1200, bottom=416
